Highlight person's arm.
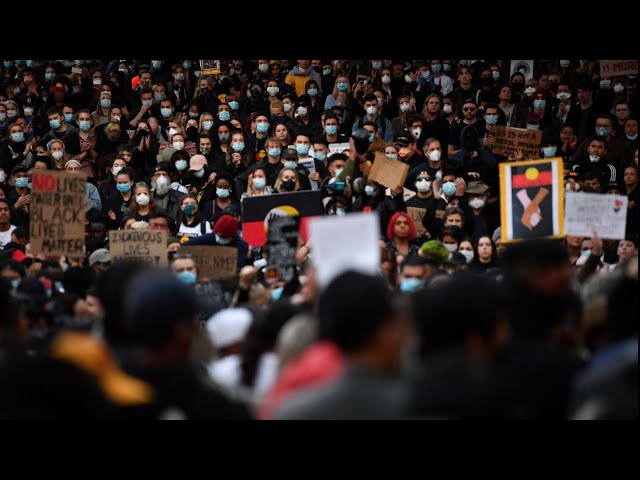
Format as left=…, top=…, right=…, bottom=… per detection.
left=128, top=103, right=151, bottom=128
left=87, top=184, right=102, bottom=211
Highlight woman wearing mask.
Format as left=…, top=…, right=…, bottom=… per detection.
left=384, top=143, right=400, bottom=160
left=243, top=167, right=273, bottom=198
left=48, top=139, right=69, bottom=171
left=91, top=91, right=113, bottom=126
left=67, top=109, right=97, bottom=180
left=282, top=95, right=296, bottom=123
left=98, top=157, right=127, bottom=201
left=198, top=112, right=215, bottom=137
left=352, top=180, right=406, bottom=237
left=130, top=121, right=157, bottom=180
left=202, top=173, right=240, bottom=222
left=183, top=116, right=201, bottom=146
left=104, top=167, right=135, bottom=229
left=458, top=239, right=475, bottom=264
left=266, top=80, right=282, bottom=103
left=167, top=64, right=188, bottom=112
left=274, top=168, right=301, bottom=193
left=558, top=125, right=578, bottom=167
left=467, top=235, right=497, bottom=273
left=304, top=79, right=322, bottom=121
left=176, top=194, right=212, bottom=241
left=324, top=75, right=352, bottom=120
left=0, top=123, right=30, bottom=172
left=125, top=182, right=158, bottom=222
left=391, top=95, right=413, bottom=140
left=386, top=211, right=420, bottom=261
left=211, top=123, right=233, bottom=171
left=168, top=150, right=191, bottom=194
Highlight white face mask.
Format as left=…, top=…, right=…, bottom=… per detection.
left=381, top=75, right=391, bottom=85
left=168, top=127, right=179, bottom=137
left=460, top=249, right=474, bottom=263
left=112, top=166, right=123, bottom=177
left=173, top=141, right=185, bottom=151
left=400, top=102, right=410, bottom=113
left=429, top=149, right=442, bottom=162
left=136, top=193, right=150, bottom=206
left=267, top=86, right=280, bottom=96
left=443, top=104, right=453, bottom=114
left=404, top=74, right=413, bottom=84
left=524, top=86, right=536, bottom=97
left=444, top=243, right=458, bottom=253
left=560, top=60, right=570, bottom=68
left=0, top=170, right=6, bottom=183
left=258, top=63, right=269, bottom=73
left=411, top=128, right=422, bottom=139
left=613, top=84, right=624, bottom=94
left=468, top=197, right=485, bottom=209
left=366, top=105, right=378, bottom=116
left=24, top=107, right=34, bottom=116
left=283, top=103, right=293, bottom=113
left=297, top=106, right=308, bottom=117
left=589, top=155, right=600, bottom=163
left=556, top=92, right=571, bottom=100
left=415, top=179, right=431, bottom=192
left=52, top=150, right=64, bottom=160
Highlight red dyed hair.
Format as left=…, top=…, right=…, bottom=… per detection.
left=387, top=211, right=416, bottom=240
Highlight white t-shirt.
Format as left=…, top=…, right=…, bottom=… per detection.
left=0, top=224, right=17, bottom=250
left=207, top=352, right=279, bottom=397
left=177, top=221, right=212, bottom=240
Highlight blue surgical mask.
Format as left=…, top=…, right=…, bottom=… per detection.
left=364, top=185, right=376, bottom=197
left=175, top=160, right=188, bottom=171
left=215, top=233, right=232, bottom=245
left=177, top=271, right=197, bottom=285
left=216, top=188, right=230, bottom=198
left=336, top=207, right=346, bottom=216
left=11, top=132, right=25, bottom=143
left=256, top=122, right=269, bottom=134
left=627, top=133, right=638, bottom=141
left=323, top=68, right=332, bottom=76
left=189, top=111, right=199, bottom=118
left=307, top=88, right=318, bottom=97
left=431, top=64, right=442, bottom=73
left=161, top=108, right=172, bottom=118
left=492, top=71, right=500, bottom=80
left=79, top=120, right=91, bottom=132
left=268, top=147, right=281, bottom=157
left=387, top=153, right=398, bottom=160
left=219, top=133, right=230, bottom=142
left=232, top=142, right=245, bottom=152
left=400, top=277, right=423, bottom=293
left=325, top=125, right=338, bottom=135
left=533, top=99, right=546, bottom=110
left=45, top=72, right=55, bottom=81
left=284, top=161, right=297, bottom=169
left=15, top=177, right=29, bottom=188
left=117, top=183, right=131, bottom=193
left=183, top=62, right=192, bottom=70
left=295, top=143, right=309, bottom=155
left=369, top=133, right=375, bottom=143
left=443, top=181, right=456, bottom=196
left=372, top=61, right=382, bottom=70
left=3, top=61, right=13, bottom=69
left=337, top=82, right=348, bottom=92
left=64, top=113, right=75, bottom=123
left=543, top=146, right=557, bottom=157
left=443, top=64, right=451, bottom=72
left=100, top=99, right=111, bottom=109
left=253, top=177, right=266, bottom=189
left=49, top=119, right=62, bottom=129
left=334, top=168, right=343, bottom=177
left=580, top=249, right=592, bottom=258
left=315, top=152, right=326, bottom=161
left=485, top=114, right=498, bottom=125
left=271, top=286, right=284, bottom=301
left=218, top=110, right=231, bottom=121
left=142, top=99, right=154, bottom=107
left=203, top=120, right=214, bottom=131
left=596, top=127, right=608, bottom=137
left=229, top=101, right=239, bottom=110
left=10, top=279, right=20, bottom=290
left=194, top=71, right=202, bottom=78
left=155, top=93, right=166, bottom=102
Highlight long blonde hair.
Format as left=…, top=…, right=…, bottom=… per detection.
left=274, top=167, right=300, bottom=193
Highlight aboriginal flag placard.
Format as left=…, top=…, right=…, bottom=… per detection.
left=241, top=190, right=324, bottom=247
left=499, top=157, right=564, bottom=243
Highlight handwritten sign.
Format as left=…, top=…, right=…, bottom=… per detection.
left=407, top=207, right=427, bottom=237
left=108, top=229, right=168, bottom=266
left=266, top=216, right=299, bottom=284
left=200, top=60, right=220, bottom=76
left=194, top=280, right=234, bottom=322
left=30, top=171, right=86, bottom=256
left=564, top=192, right=628, bottom=240
left=182, top=245, right=237, bottom=280
left=368, top=151, right=409, bottom=188
left=599, top=60, right=638, bottom=78
left=493, top=126, right=542, bottom=159
left=329, top=143, right=350, bottom=156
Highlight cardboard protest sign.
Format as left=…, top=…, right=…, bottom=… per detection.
left=564, top=192, right=628, bottom=240
left=181, top=245, right=237, bottom=280
left=407, top=207, right=427, bottom=237
left=200, top=60, right=220, bottom=76
left=493, top=126, right=542, bottom=159
left=266, top=216, right=300, bottom=284
left=308, top=212, right=380, bottom=289
left=242, top=190, right=324, bottom=247
left=194, top=280, right=234, bottom=322
left=599, top=60, right=638, bottom=78
left=500, top=157, right=564, bottom=243
left=510, top=60, right=534, bottom=81
left=30, top=171, right=86, bottom=257
left=108, top=229, right=168, bottom=266
left=368, top=151, right=409, bottom=188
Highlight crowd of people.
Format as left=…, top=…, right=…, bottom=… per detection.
left=0, top=59, right=637, bottom=419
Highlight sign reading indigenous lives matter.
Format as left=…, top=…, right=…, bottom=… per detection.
left=599, top=60, right=638, bottom=78
left=108, top=230, right=168, bottom=266
left=182, top=246, right=237, bottom=280
left=493, top=126, right=542, bottom=159
left=30, top=171, right=86, bottom=257
left=500, top=158, right=564, bottom=243
left=242, top=190, right=323, bottom=247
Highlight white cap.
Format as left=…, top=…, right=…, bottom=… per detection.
left=205, top=308, right=253, bottom=349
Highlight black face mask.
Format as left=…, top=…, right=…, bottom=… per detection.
left=186, top=126, right=199, bottom=143
left=549, top=82, right=559, bottom=92
left=511, top=83, right=524, bottom=93
left=312, top=66, right=322, bottom=73
left=271, top=115, right=284, bottom=123
left=281, top=180, right=296, bottom=191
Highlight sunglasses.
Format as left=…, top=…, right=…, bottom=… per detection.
left=463, top=107, right=476, bottom=112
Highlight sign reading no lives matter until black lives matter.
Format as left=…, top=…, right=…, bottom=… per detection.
left=108, top=230, right=168, bottom=266
left=30, top=171, right=87, bottom=257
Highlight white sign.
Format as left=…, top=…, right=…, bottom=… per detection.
left=308, top=213, right=380, bottom=289
left=298, top=158, right=318, bottom=190
left=328, top=143, right=350, bottom=156
left=510, top=60, right=534, bottom=81
left=564, top=192, right=628, bottom=240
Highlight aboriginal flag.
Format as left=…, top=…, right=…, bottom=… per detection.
left=241, top=190, right=324, bottom=247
